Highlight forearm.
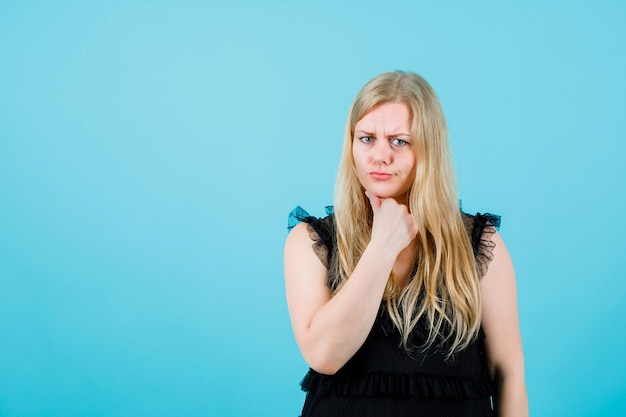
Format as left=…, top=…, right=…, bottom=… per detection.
left=301, top=242, right=396, bottom=374
left=493, top=373, right=529, bottom=417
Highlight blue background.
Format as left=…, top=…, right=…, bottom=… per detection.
left=1, top=1, right=625, bottom=416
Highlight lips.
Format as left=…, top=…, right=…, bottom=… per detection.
left=369, top=171, right=393, bottom=180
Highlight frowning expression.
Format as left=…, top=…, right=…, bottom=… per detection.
left=352, top=102, right=416, bottom=204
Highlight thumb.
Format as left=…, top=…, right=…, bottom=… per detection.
left=365, top=191, right=382, bottom=214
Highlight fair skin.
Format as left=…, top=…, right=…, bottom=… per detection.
left=481, top=233, right=529, bottom=416
left=352, top=102, right=416, bottom=205
left=284, top=101, right=528, bottom=416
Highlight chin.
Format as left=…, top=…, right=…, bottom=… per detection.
left=370, top=189, right=403, bottom=200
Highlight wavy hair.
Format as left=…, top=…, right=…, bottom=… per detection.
left=332, top=71, right=480, bottom=357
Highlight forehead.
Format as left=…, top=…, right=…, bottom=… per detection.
left=354, top=102, right=411, bottom=133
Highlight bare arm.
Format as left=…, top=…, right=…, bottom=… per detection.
left=481, top=232, right=529, bottom=416
left=284, top=195, right=417, bottom=375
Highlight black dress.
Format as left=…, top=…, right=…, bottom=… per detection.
left=288, top=206, right=501, bottom=417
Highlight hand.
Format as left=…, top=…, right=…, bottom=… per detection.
left=365, top=191, right=418, bottom=256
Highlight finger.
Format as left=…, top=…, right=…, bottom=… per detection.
left=364, top=191, right=382, bottom=214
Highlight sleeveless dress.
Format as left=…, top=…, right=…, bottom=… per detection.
left=288, top=206, right=501, bottom=417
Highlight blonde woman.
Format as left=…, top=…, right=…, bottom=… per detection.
left=284, top=71, right=528, bottom=416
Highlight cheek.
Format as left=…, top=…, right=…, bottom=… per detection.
left=399, top=152, right=413, bottom=169
left=352, top=147, right=367, bottom=173
left=407, top=151, right=417, bottom=172
left=402, top=155, right=417, bottom=184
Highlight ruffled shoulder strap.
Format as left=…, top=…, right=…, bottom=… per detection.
left=287, top=206, right=335, bottom=268
left=462, top=212, right=501, bottom=279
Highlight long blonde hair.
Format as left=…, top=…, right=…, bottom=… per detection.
left=333, top=71, right=481, bottom=357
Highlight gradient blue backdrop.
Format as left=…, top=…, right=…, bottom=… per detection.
left=1, top=1, right=624, bottom=416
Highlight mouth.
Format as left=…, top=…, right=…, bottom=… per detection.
left=369, top=171, right=393, bottom=180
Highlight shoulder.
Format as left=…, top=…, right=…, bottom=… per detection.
left=286, top=206, right=335, bottom=268
left=481, top=231, right=513, bottom=281
left=288, top=206, right=335, bottom=235
left=284, top=222, right=328, bottom=275
left=284, top=214, right=332, bottom=315
left=285, top=222, right=315, bottom=251
left=462, top=212, right=501, bottom=241
left=461, top=211, right=502, bottom=279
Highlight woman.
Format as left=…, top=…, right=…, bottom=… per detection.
left=284, top=71, right=528, bottom=416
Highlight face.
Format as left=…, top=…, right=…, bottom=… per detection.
left=352, top=102, right=416, bottom=204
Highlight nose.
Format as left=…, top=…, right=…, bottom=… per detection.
left=372, top=140, right=392, bottom=165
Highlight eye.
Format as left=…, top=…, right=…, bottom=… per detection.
left=391, top=138, right=409, bottom=147
left=359, top=136, right=374, bottom=144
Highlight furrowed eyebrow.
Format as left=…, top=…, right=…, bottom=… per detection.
left=354, top=130, right=411, bottom=138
